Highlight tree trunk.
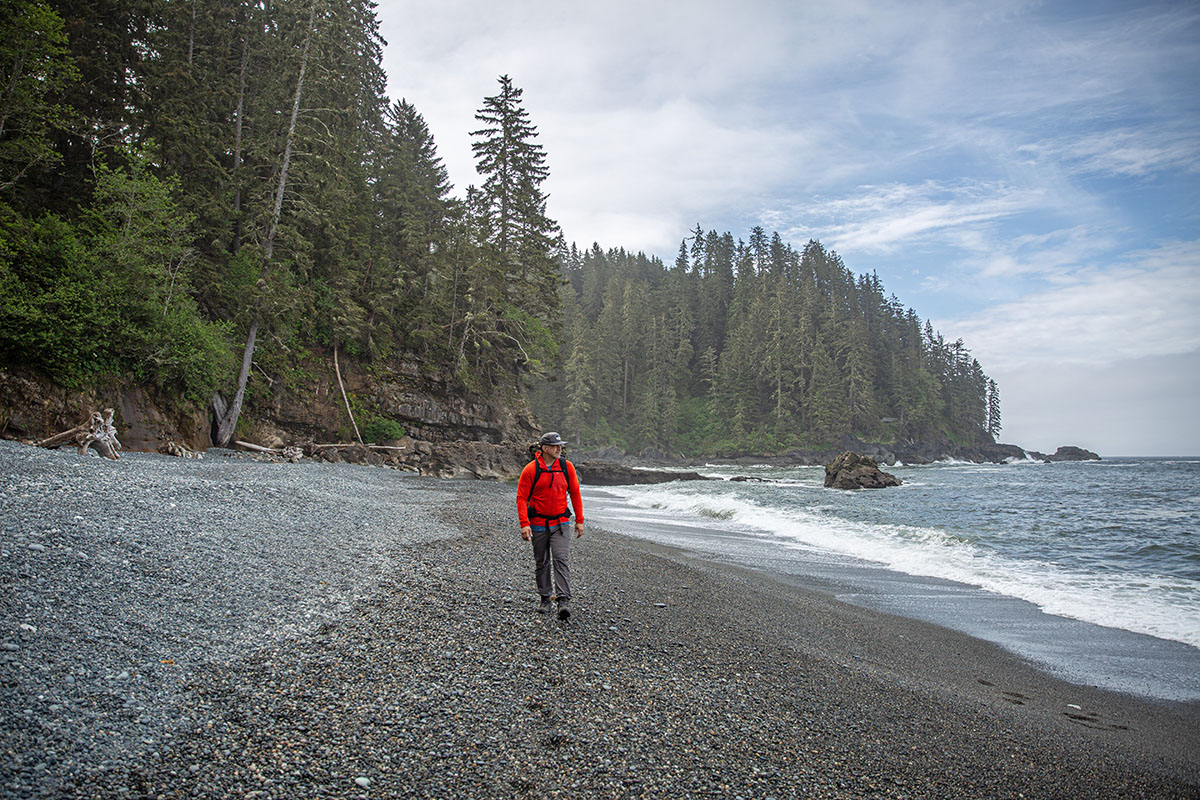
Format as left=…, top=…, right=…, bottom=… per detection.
left=215, top=316, right=258, bottom=446
left=187, top=0, right=196, bottom=67
left=214, top=0, right=318, bottom=447
left=334, top=344, right=363, bottom=444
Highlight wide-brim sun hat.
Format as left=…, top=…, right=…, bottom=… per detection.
left=539, top=431, right=567, bottom=446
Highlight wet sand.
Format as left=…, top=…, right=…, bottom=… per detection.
left=584, top=487, right=1200, bottom=703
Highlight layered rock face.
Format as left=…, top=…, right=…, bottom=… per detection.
left=243, top=356, right=538, bottom=448
left=1, top=353, right=539, bottom=457
left=824, top=451, right=902, bottom=490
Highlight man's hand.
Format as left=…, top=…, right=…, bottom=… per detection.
left=521, top=525, right=532, bottom=541
left=574, top=521, right=584, bottom=538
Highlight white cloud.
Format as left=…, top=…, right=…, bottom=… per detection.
left=942, top=240, right=1200, bottom=371
left=373, top=1, right=1200, bottom=455
left=774, top=180, right=1049, bottom=255
left=540, top=101, right=823, bottom=252
left=378, top=1, right=1199, bottom=260
left=974, top=226, right=1116, bottom=280
left=1019, top=128, right=1200, bottom=178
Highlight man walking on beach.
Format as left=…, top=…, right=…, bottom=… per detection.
left=518, top=432, right=584, bottom=620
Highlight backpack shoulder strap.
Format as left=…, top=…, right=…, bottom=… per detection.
left=525, top=458, right=546, bottom=505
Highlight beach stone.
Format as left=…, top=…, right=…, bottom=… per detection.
left=824, top=451, right=902, bottom=490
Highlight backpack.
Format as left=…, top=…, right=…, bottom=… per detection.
left=525, top=455, right=575, bottom=524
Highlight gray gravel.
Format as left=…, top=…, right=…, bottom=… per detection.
left=0, top=440, right=450, bottom=797
left=2, top=439, right=1197, bottom=799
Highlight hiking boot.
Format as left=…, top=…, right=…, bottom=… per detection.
left=538, top=597, right=553, bottom=614
left=557, top=603, right=571, bottom=621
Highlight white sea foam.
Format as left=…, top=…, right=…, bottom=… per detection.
left=599, top=483, right=1200, bottom=649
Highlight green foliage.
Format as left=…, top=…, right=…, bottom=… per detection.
left=1, top=0, right=997, bottom=456
left=0, top=144, right=233, bottom=401
left=360, top=415, right=405, bottom=443
left=529, top=237, right=999, bottom=458
left=0, top=0, right=78, bottom=194
left=0, top=207, right=118, bottom=383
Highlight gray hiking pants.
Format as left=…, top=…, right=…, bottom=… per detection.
left=531, top=524, right=571, bottom=603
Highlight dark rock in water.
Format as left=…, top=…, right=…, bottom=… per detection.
left=1046, top=445, right=1101, bottom=462
left=824, top=451, right=902, bottom=490
left=575, top=461, right=712, bottom=486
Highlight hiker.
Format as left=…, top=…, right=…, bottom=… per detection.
left=517, top=431, right=584, bottom=620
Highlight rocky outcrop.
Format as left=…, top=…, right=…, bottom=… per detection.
left=1044, top=445, right=1101, bottom=462
left=574, top=462, right=712, bottom=486
left=824, top=451, right=902, bottom=490
left=2, top=350, right=539, bottom=456
left=0, top=369, right=210, bottom=451
left=306, top=438, right=528, bottom=479
left=635, top=436, right=1038, bottom=468
left=302, top=445, right=717, bottom=484
left=243, top=354, right=538, bottom=447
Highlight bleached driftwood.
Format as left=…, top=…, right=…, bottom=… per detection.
left=233, top=439, right=276, bottom=454
left=161, top=440, right=204, bottom=459
left=38, top=409, right=121, bottom=460
left=233, top=440, right=304, bottom=462
left=309, top=443, right=407, bottom=452
left=333, top=344, right=363, bottom=445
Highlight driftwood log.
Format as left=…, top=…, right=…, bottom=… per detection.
left=231, top=441, right=410, bottom=465
left=233, top=440, right=305, bottom=462
left=37, top=409, right=122, bottom=460
left=309, top=443, right=407, bottom=452
left=160, top=440, right=204, bottom=459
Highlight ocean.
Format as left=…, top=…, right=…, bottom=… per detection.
left=583, top=457, right=1200, bottom=701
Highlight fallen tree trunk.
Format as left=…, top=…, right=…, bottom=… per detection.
left=334, top=344, right=363, bottom=445
left=38, top=409, right=121, bottom=460
left=309, top=443, right=407, bottom=452
left=234, top=440, right=304, bottom=462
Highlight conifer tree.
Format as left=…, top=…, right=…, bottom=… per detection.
left=468, top=74, right=560, bottom=377
left=0, top=0, right=77, bottom=196
left=986, top=378, right=1002, bottom=440
left=470, top=75, right=559, bottom=315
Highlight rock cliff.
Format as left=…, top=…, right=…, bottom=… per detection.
left=1, top=353, right=539, bottom=458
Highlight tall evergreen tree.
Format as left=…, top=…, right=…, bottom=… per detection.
left=0, top=0, right=78, bottom=197
left=468, top=74, right=560, bottom=378
left=987, top=378, right=1002, bottom=440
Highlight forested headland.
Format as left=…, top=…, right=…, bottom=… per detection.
left=0, top=0, right=1000, bottom=459
left=527, top=235, right=1000, bottom=458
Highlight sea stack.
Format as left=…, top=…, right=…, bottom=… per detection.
left=1045, top=446, right=1101, bottom=461
left=824, top=451, right=902, bottom=490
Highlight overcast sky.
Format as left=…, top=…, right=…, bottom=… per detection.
left=376, top=0, right=1200, bottom=456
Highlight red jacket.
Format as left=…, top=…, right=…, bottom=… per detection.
left=517, top=454, right=584, bottom=528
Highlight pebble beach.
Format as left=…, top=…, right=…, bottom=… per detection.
left=1, top=440, right=1197, bottom=799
